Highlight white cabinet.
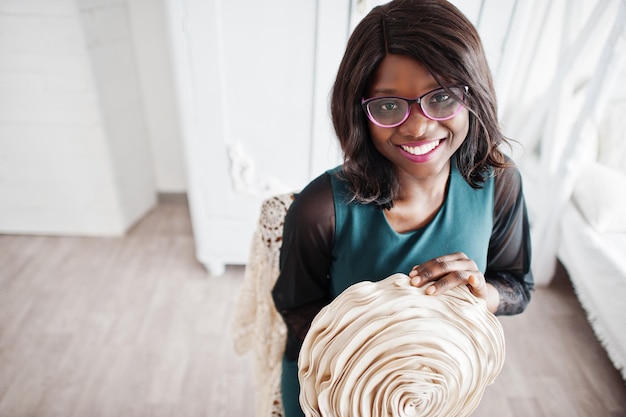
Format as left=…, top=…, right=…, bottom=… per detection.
left=165, top=0, right=348, bottom=274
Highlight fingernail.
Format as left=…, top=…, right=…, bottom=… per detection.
left=426, top=285, right=436, bottom=295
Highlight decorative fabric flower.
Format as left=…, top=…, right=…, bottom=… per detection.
left=298, top=273, right=505, bottom=417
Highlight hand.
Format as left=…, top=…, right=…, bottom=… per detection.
left=408, top=252, right=490, bottom=300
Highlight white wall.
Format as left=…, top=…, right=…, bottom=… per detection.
left=127, top=0, right=186, bottom=192
left=0, top=0, right=160, bottom=236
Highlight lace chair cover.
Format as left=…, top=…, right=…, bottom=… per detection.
left=232, top=193, right=295, bottom=417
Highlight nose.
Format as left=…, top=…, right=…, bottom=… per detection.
left=398, top=102, right=431, bottom=137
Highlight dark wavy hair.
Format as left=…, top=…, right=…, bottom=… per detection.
left=331, top=0, right=509, bottom=208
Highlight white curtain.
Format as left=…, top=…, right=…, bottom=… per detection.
left=490, top=0, right=626, bottom=285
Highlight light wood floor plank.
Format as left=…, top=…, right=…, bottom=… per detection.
left=0, top=198, right=624, bottom=417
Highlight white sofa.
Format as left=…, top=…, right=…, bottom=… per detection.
left=546, top=101, right=626, bottom=381
left=558, top=162, right=626, bottom=381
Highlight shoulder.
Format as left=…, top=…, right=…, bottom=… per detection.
left=492, top=156, right=527, bottom=219
left=493, top=156, right=523, bottom=196
left=285, top=171, right=335, bottom=228
left=293, top=171, right=333, bottom=210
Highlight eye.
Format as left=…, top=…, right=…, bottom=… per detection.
left=376, top=99, right=401, bottom=112
left=429, top=91, right=452, bottom=104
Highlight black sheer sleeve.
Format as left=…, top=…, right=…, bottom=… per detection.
left=486, top=162, right=534, bottom=315
left=271, top=173, right=335, bottom=360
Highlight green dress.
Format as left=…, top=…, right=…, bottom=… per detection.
left=328, top=162, right=493, bottom=297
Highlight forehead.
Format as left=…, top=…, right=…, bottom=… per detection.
left=368, top=54, right=439, bottom=95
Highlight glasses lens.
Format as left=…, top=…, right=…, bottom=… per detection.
left=366, top=98, right=409, bottom=127
left=422, top=87, right=465, bottom=120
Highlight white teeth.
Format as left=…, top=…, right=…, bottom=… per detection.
left=400, top=140, right=440, bottom=155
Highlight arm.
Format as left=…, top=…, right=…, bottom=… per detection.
left=271, top=173, right=335, bottom=360
left=485, top=163, right=534, bottom=315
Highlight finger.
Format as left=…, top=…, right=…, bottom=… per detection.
left=467, top=274, right=488, bottom=298
left=468, top=274, right=481, bottom=287
left=408, top=265, right=422, bottom=286
left=413, top=255, right=477, bottom=287
left=413, top=252, right=470, bottom=276
left=424, top=270, right=469, bottom=295
left=410, top=275, right=421, bottom=287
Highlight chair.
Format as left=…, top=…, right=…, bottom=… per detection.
left=232, top=193, right=295, bottom=417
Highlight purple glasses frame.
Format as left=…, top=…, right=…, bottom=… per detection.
left=361, top=85, right=469, bottom=128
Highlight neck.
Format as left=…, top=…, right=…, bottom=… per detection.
left=384, top=163, right=451, bottom=233
left=394, top=161, right=451, bottom=203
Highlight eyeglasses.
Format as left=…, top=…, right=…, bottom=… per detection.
left=361, top=86, right=468, bottom=128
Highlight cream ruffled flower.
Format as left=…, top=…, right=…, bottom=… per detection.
left=298, top=273, right=505, bottom=417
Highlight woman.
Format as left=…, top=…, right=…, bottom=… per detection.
left=272, top=0, right=534, bottom=415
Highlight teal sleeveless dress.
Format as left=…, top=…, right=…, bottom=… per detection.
left=281, top=161, right=495, bottom=417
left=329, top=162, right=493, bottom=295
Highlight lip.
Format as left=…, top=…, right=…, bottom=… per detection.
left=397, top=139, right=444, bottom=163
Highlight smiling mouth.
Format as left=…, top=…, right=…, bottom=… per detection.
left=400, top=140, right=441, bottom=156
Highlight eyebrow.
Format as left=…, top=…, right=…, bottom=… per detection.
left=370, top=87, right=398, bottom=95
left=369, top=85, right=443, bottom=97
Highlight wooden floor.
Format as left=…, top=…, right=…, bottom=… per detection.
left=0, top=198, right=625, bottom=417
